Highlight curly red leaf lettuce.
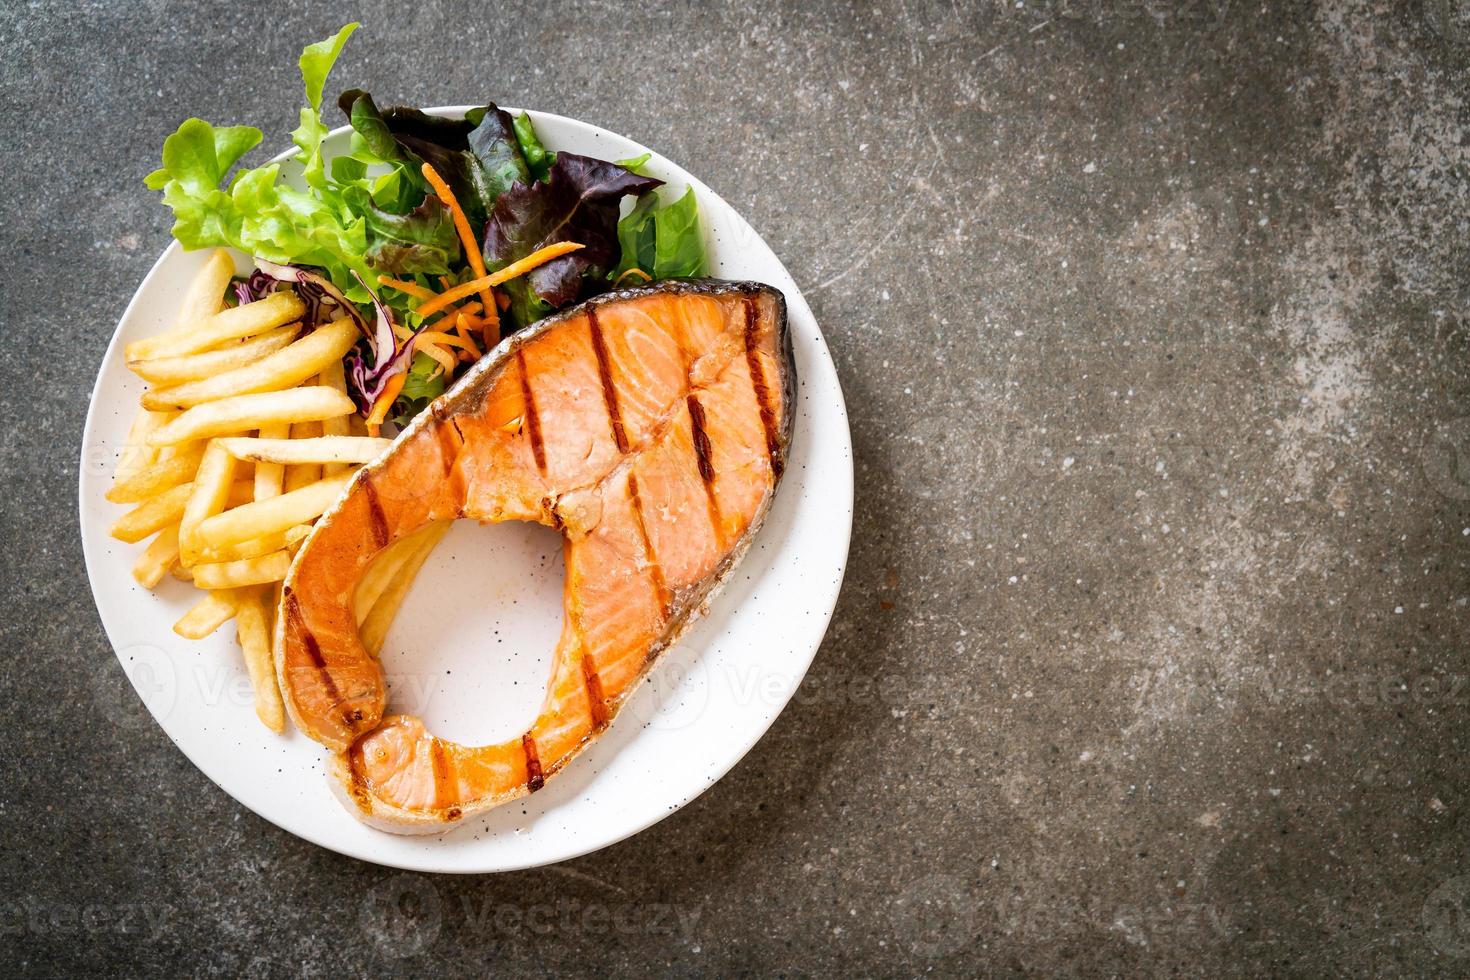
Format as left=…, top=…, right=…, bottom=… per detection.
left=483, top=153, right=661, bottom=328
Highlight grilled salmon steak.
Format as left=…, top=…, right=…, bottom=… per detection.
left=274, top=279, right=794, bottom=832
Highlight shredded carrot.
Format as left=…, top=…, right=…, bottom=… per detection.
left=422, top=161, right=503, bottom=345
left=365, top=373, right=408, bottom=436
left=416, top=330, right=478, bottom=353
left=478, top=307, right=501, bottom=347
left=427, top=301, right=478, bottom=329
left=454, top=314, right=483, bottom=358
left=377, top=276, right=435, bottom=301
left=390, top=322, right=414, bottom=343
left=419, top=342, right=457, bottom=377
left=614, top=267, right=652, bottom=286
left=489, top=290, right=510, bottom=346
left=416, top=242, right=586, bottom=319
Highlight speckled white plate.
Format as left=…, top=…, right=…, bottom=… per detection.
left=78, top=108, right=852, bottom=873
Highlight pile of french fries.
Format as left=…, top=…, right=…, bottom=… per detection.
left=108, top=249, right=444, bottom=732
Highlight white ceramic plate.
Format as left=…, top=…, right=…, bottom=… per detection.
left=79, top=108, right=852, bottom=873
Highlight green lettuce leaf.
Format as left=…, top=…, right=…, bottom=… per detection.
left=652, top=186, right=704, bottom=277
left=513, top=112, right=552, bottom=182
left=613, top=194, right=657, bottom=280
left=144, top=119, right=262, bottom=248
left=345, top=186, right=460, bottom=275
left=337, top=89, right=432, bottom=212
left=144, top=25, right=377, bottom=300
left=614, top=152, right=653, bottom=176
left=611, top=185, right=705, bottom=280
left=390, top=350, right=447, bottom=426
left=292, top=23, right=358, bottom=193
left=299, top=22, right=358, bottom=112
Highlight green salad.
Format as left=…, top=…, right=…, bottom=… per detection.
left=145, top=22, right=706, bottom=428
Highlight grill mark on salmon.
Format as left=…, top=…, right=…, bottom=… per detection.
left=743, top=297, right=784, bottom=478
left=284, top=591, right=357, bottom=732
left=516, top=349, right=547, bottom=475
left=587, top=308, right=629, bottom=454
left=625, top=471, right=671, bottom=613
left=686, top=393, right=724, bottom=546
left=522, top=734, right=545, bottom=792
left=430, top=740, right=455, bottom=809
left=347, top=743, right=371, bottom=811
left=436, top=422, right=468, bottom=517
left=280, top=279, right=795, bottom=833
left=438, top=419, right=464, bottom=470
left=286, top=591, right=328, bottom=672
left=686, top=395, right=716, bottom=484
left=360, top=477, right=390, bottom=550
left=581, top=654, right=609, bottom=732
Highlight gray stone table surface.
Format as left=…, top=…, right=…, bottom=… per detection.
left=2, top=0, right=1467, bottom=975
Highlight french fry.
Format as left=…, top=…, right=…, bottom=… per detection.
left=284, top=524, right=312, bottom=553
left=195, top=529, right=290, bottom=564
left=109, top=252, right=366, bottom=739
left=140, top=318, right=359, bottom=409
left=106, top=441, right=205, bottom=504
left=253, top=422, right=289, bottom=501
left=148, top=387, right=355, bottom=447
left=109, top=482, right=195, bottom=543
left=317, top=362, right=353, bottom=476
left=192, top=551, right=292, bottom=590
left=128, top=324, right=301, bottom=385
left=235, top=589, right=285, bottom=732
left=122, top=251, right=234, bottom=368
left=175, top=249, right=236, bottom=325
left=111, top=409, right=172, bottom=488
left=178, top=441, right=238, bottom=566
left=217, top=435, right=391, bottom=466
left=124, top=290, right=305, bottom=362
left=132, top=525, right=181, bottom=589
left=195, top=471, right=353, bottom=550
left=360, top=523, right=449, bottom=657
left=283, top=419, right=322, bottom=492
left=354, top=532, right=425, bottom=623
left=172, top=590, right=239, bottom=640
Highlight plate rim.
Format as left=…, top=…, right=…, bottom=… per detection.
left=78, top=106, right=853, bottom=873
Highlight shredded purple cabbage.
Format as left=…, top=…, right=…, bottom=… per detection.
left=252, top=258, right=360, bottom=333
left=347, top=271, right=426, bottom=415
left=247, top=259, right=419, bottom=414
left=233, top=269, right=277, bottom=306
left=240, top=259, right=424, bottom=416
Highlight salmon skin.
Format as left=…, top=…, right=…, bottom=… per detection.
left=274, top=278, right=795, bottom=833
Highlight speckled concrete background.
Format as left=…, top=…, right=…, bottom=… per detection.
left=2, top=0, right=1468, bottom=975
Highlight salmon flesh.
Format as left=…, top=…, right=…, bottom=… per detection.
left=274, top=279, right=795, bottom=833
